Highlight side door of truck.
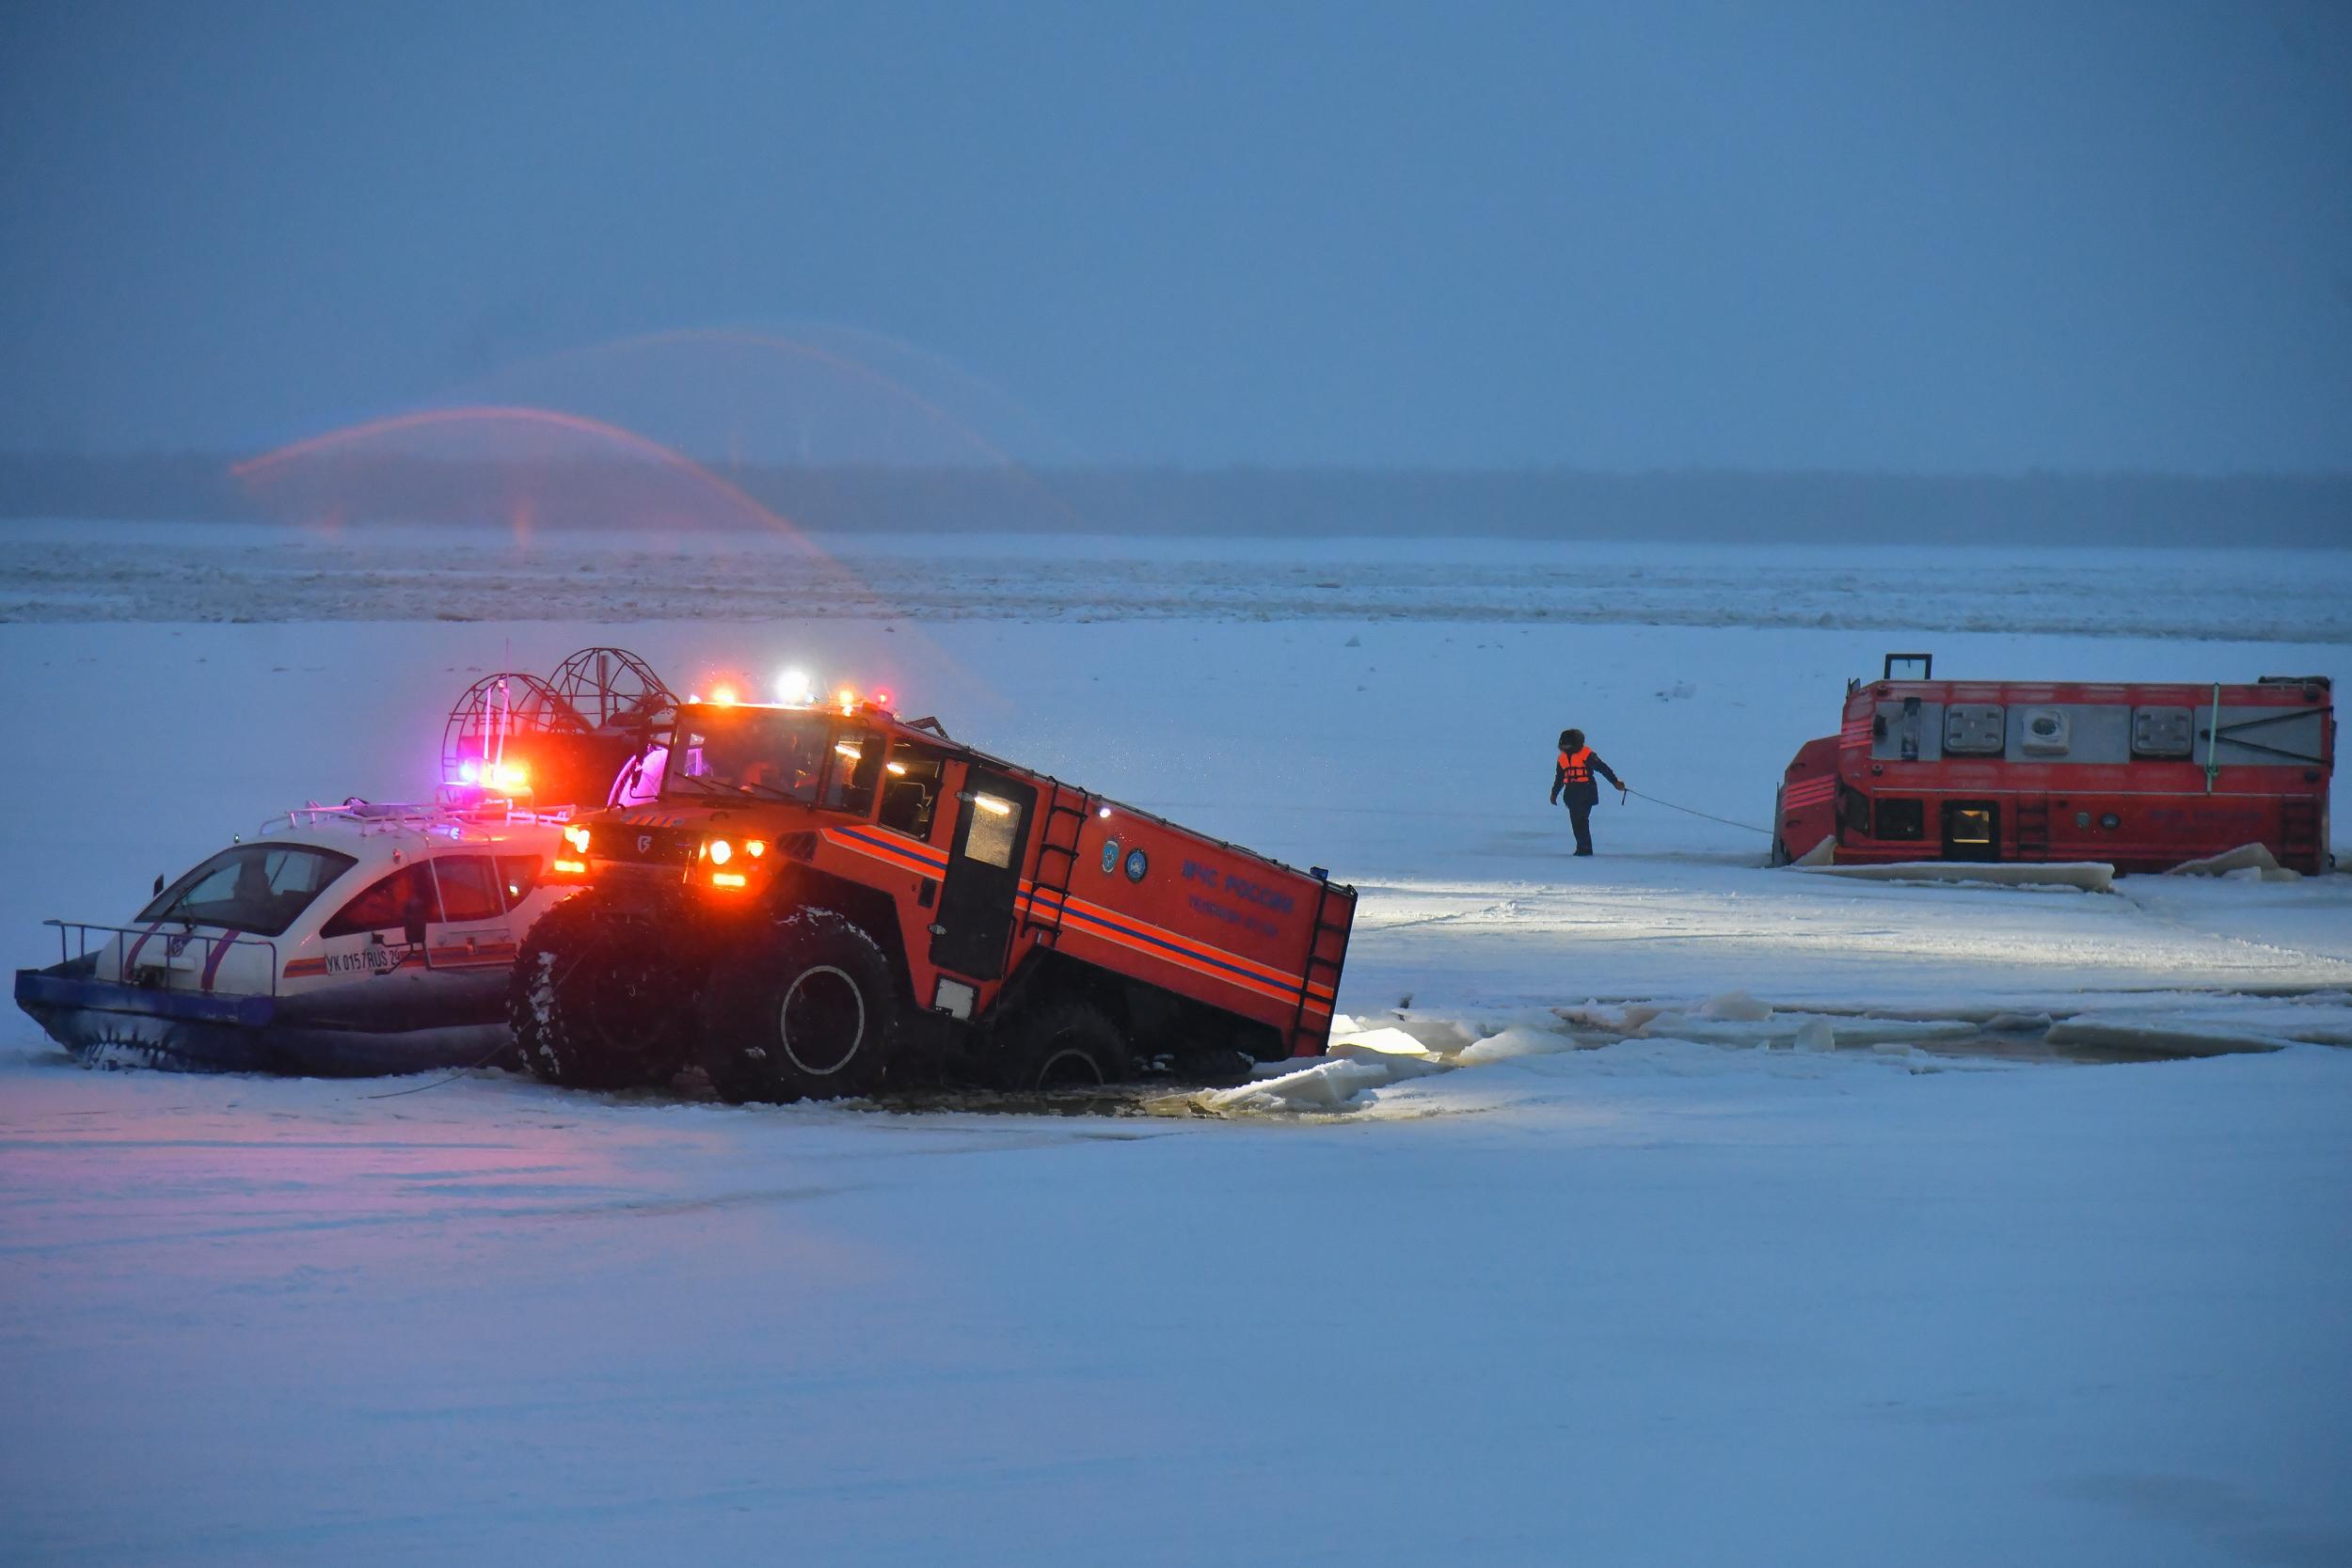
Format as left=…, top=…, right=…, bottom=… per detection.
left=930, top=766, right=1036, bottom=979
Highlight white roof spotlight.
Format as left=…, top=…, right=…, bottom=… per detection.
left=777, top=667, right=816, bottom=706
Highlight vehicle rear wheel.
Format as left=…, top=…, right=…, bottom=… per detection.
left=992, top=996, right=1134, bottom=1092
left=509, top=890, right=694, bottom=1089
left=698, top=909, right=898, bottom=1103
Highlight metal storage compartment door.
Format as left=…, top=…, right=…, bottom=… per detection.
left=1943, top=704, right=2006, bottom=755
left=931, top=768, right=1036, bottom=980
left=2132, top=706, right=2194, bottom=758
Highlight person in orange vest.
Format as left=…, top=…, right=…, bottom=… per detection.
left=1549, top=727, right=1626, bottom=856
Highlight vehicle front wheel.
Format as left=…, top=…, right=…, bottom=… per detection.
left=992, top=996, right=1134, bottom=1092
left=509, top=890, right=695, bottom=1090
left=697, top=909, right=898, bottom=1103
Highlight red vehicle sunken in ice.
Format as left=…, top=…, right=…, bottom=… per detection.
left=1772, top=655, right=2334, bottom=875
left=512, top=688, right=1356, bottom=1100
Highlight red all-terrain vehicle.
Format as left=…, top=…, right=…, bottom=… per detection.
left=511, top=690, right=1357, bottom=1100
left=1772, top=654, right=2334, bottom=874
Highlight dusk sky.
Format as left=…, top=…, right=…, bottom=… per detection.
left=2, top=0, right=2347, bottom=471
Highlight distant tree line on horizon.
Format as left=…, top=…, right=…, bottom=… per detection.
left=0, top=451, right=2342, bottom=545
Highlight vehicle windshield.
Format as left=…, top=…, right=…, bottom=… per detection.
left=663, top=706, right=836, bottom=804
left=135, top=844, right=358, bottom=937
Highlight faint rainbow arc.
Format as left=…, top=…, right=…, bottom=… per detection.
left=538, top=328, right=1017, bottom=467
left=228, top=402, right=991, bottom=698
left=515, top=327, right=1092, bottom=529
left=230, top=404, right=811, bottom=538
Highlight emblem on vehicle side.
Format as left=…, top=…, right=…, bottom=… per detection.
left=637, top=833, right=654, bottom=853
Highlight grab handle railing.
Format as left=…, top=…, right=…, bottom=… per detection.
left=40, top=920, right=280, bottom=998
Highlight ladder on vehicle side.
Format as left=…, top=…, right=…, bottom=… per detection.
left=1023, top=787, right=1089, bottom=945
left=1286, top=876, right=1356, bottom=1056
left=2014, top=795, right=2050, bottom=858
left=2280, top=800, right=2321, bottom=874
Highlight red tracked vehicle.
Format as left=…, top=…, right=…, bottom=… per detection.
left=1772, top=654, right=2334, bottom=875
left=512, top=689, right=1356, bottom=1100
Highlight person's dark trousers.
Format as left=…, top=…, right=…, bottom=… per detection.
left=1564, top=786, right=1597, bottom=854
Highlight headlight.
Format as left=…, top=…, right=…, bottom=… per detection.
left=564, top=824, right=591, bottom=852
left=707, top=838, right=733, bottom=865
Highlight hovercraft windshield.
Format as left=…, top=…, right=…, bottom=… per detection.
left=136, top=844, right=358, bottom=937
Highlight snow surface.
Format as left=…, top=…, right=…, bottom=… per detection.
left=2, top=530, right=2348, bottom=1564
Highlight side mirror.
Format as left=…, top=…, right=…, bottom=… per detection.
left=152, top=873, right=166, bottom=896
left=402, top=895, right=430, bottom=949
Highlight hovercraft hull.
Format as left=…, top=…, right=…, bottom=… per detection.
left=13, top=961, right=512, bottom=1077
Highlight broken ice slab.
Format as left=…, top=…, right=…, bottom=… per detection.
left=1792, top=861, right=2116, bottom=893
left=1197, top=1053, right=1449, bottom=1115
left=1629, top=1011, right=1978, bottom=1049
left=2043, top=1017, right=2288, bottom=1058
left=2164, top=843, right=2302, bottom=881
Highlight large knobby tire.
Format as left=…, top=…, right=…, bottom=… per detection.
left=992, top=997, right=1135, bottom=1092
left=697, top=909, right=898, bottom=1104
left=509, top=891, right=695, bottom=1090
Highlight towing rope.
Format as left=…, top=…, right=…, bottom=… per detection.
left=361, top=1037, right=515, bottom=1099
left=1620, top=785, right=1774, bottom=837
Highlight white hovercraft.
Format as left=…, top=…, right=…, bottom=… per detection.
left=12, top=648, right=673, bottom=1075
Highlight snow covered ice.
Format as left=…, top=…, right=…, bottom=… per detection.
left=3, top=530, right=2348, bottom=1565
